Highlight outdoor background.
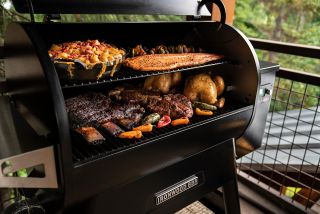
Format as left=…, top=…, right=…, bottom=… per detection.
left=0, top=0, right=319, bottom=110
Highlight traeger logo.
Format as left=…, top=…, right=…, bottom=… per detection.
left=155, top=175, right=198, bottom=205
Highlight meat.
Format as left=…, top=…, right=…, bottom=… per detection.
left=65, top=93, right=145, bottom=129
left=123, top=53, right=223, bottom=71
left=101, top=121, right=124, bottom=137
left=144, top=72, right=182, bottom=94
left=147, top=94, right=193, bottom=119
left=110, top=87, right=193, bottom=119
left=75, top=127, right=105, bottom=145
left=66, top=93, right=113, bottom=128
left=184, top=73, right=218, bottom=104
left=110, top=88, right=161, bottom=105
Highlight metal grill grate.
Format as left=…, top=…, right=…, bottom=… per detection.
left=238, top=70, right=320, bottom=211
left=61, top=59, right=231, bottom=89
left=72, top=101, right=248, bottom=167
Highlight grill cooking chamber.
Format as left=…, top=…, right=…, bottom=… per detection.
left=2, top=14, right=277, bottom=212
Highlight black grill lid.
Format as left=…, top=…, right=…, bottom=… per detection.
left=12, top=0, right=211, bottom=16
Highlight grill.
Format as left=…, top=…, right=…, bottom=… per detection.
left=0, top=0, right=278, bottom=213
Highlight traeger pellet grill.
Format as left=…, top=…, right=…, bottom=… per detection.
left=0, top=0, right=279, bottom=213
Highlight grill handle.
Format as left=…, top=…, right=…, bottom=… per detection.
left=197, top=0, right=226, bottom=24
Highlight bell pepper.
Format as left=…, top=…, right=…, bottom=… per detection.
left=171, top=117, right=190, bottom=126
left=157, top=115, right=171, bottom=128
left=195, top=108, right=213, bottom=116
left=118, top=130, right=142, bottom=139
left=133, top=123, right=153, bottom=132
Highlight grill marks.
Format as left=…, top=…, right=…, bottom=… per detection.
left=147, top=94, right=193, bottom=119
left=112, top=89, right=193, bottom=119
left=65, top=93, right=145, bottom=144
left=65, top=93, right=145, bottom=129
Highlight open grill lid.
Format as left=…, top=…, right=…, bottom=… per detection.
left=12, top=0, right=211, bottom=16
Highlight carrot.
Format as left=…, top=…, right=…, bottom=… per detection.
left=171, top=117, right=190, bottom=126
left=133, top=123, right=153, bottom=132
left=195, top=108, right=213, bottom=116
left=118, top=130, right=142, bottom=139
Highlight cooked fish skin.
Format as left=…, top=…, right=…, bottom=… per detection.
left=123, top=53, right=223, bottom=71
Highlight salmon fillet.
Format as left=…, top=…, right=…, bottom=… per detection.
left=123, top=53, right=223, bottom=71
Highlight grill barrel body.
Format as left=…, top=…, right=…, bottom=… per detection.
left=2, top=21, right=277, bottom=211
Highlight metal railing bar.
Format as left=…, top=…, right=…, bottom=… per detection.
left=260, top=142, right=320, bottom=151
left=241, top=157, right=319, bottom=194
left=276, top=68, right=320, bottom=86
left=239, top=162, right=319, bottom=173
left=250, top=38, right=320, bottom=59
left=251, top=149, right=320, bottom=184
left=241, top=155, right=320, bottom=194
left=238, top=161, right=283, bottom=187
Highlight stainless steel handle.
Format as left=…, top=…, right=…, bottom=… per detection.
left=0, top=146, right=58, bottom=188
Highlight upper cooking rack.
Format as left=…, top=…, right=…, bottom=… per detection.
left=61, top=58, right=232, bottom=89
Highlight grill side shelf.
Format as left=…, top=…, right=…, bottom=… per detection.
left=61, top=59, right=232, bottom=89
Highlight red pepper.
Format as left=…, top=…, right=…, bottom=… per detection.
left=157, top=115, right=171, bottom=128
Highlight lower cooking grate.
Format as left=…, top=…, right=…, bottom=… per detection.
left=72, top=101, right=250, bottom=167
left=61, top=59, right=231, bottom=89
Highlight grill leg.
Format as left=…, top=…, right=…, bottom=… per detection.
left=222, top=147, right=241, bottom=214
left=222, top=177, right=240, bottom=214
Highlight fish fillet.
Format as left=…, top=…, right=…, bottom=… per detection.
left=123, top=53, right=223, bottom=71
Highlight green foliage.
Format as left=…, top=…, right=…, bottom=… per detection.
left=234, top=0, right=320, bottom=111
left=234, top=0, right=320, bottom=74
left=60, top=14, right=184, bottom=23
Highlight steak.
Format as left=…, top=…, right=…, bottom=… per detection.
left=123, top=53, right=223, bottom=71
left=110, top=88, right=161, bottom=105
left=147, top=94, right=193, bottom=119
left=65, top=93, right=145, bottom=129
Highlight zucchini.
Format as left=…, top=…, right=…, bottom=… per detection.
left=192, top=101, right=217, bottom=111
left=142, top=113, right=161, bottom=125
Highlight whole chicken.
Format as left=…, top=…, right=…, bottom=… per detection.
left=144, top=72, right=182, bottom=94
left=184, top=73, right=217, bottom=104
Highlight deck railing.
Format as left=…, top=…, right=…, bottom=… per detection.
left=238, top=38, right=320, bottom=213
